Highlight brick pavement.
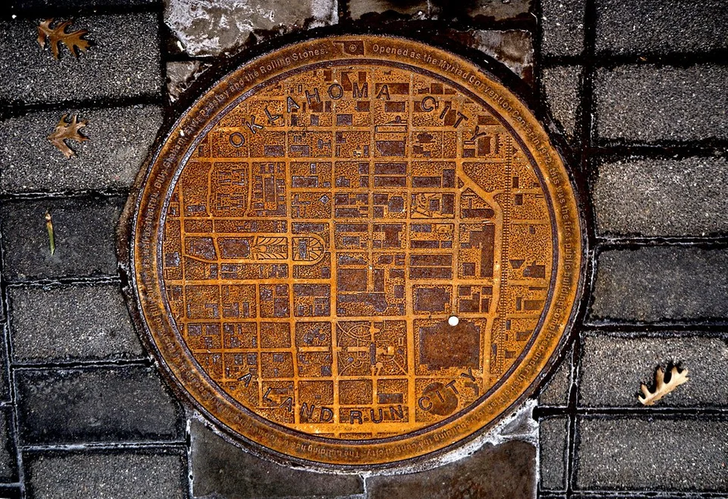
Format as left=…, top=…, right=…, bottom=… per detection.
left=0, top=0, right=726, bottom=497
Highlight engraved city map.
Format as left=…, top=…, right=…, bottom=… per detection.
left=160, top=62, right=554, bottom=440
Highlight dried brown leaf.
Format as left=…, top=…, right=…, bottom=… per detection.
left=37, top=19, right=90, bottom=60
left=48, top=114, right=89, bottom=159
left=638, top=366, right=689, bottom=406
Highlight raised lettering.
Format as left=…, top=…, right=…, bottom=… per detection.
left=229, top=132, right=245, bottom=147
left=287, top=96, right=300, bottom=113
left=421, top=96, right=436, bottom=112
left=327, top=83, right=344, bottom=100
left=305, top=88, right=321, bottom=104
left=264, top=106, right=283, bottom=125
left=376, top=84, right=390, bottom=100
left=349, top=410, right=363, bottom=425
left=353, top=82, right=368, bottom=99
left=245, top=115, right=264, bottom=134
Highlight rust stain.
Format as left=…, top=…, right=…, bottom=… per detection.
left=129, top=35, right=583, bottom=466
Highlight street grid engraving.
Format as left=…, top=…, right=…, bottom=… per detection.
left=161, top=64, right=554, bottom=439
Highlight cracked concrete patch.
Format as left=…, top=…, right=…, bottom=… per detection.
left=164, top=0, right=338, bottom=57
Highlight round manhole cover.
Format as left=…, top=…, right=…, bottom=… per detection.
left=126, top=35, right=584, bottom=466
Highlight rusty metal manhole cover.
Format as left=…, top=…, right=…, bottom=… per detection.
left=126, top=35, right=583, bottom=466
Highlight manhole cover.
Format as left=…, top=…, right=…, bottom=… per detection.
left=126, top=35, right=583, bottom=466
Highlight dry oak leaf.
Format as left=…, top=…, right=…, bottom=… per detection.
left=638, top=366, right=689, bottom=406
left=37, top=19, right=90, bottom=60
left=48, top=114, right=89, bottom=159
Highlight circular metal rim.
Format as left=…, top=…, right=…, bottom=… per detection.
left=124, top=32, right=587, bottom=469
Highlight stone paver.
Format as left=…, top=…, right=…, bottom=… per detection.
left=595, top=0, right=728, bottom=55
left=0, top=410, right=17, bottom=482
left=189, top=419, right=363, bottom=498
left=16, top=367, right=183, bottom=445
left=0, top=328, right=8, bottom=402
left=539, top=417, right=567, bottom=491
left=595, top=65, right=728, bottom=142
left=590, top=247, right=728, bottom=323
left=367, top=441, right=536, bottom=499
left=579, top=334, right=728, bottom=407
left=8, top=284, right=144, bottom=363
left=469, top=30, right=533, bottom=80
left=0, top=105, right=163, bottom=193
left=164, top=0, right=338, bottom=57
left=0, top=197, right=124, bottom=282
left=538, top=349, right=572, bottom=407
left=576, top=418, right=728, bottom=491
left=540, top=0, right=584, bottom=56
left=0, top=13, right=162, bottom=105
left=541, top=65, right=581, bottom=141
left=25, top=451, right=187, bottom=499
left=593, top=156, right=728, bottom=237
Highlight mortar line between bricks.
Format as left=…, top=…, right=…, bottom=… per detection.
left=338, top=0, right=350, bottom=22
left=0, top=190, right=130, bottom=201
left=588, top=143, right=728, bottom=158
left=532, top=0, right=544, bottom=106
left=0, top=223, right=27, bottom=497
left=592, top=139, right=728, bottom=151
left=571, top=493, right=728, bottom=499
left=0, top=95, right=164, bottom=120
left=4, top=276, right=122, bottom=287
left=10, top=359, right=152, bottom=370
left=594, top=240, right=728, bottom=252
left=544, top=51, right=728, bottom=68
left=566, top=0, right=599, bottom=494
left=535, top=407, right=728, bottom=417
left=580, top=324, right=728, bottom=335
left=19, top=441, right=187, bottom=453
left=5, top=2, right=163, bottom=22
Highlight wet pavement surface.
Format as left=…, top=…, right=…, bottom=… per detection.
left=1, top=0, right=726, bottom=497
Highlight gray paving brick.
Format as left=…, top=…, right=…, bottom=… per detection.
left=0, top=13, right=162, bottom=105
left=595, top=65, right=728, bottom=142
left=8, top=284, right=143, bottom=363
left=367, top=440, right=536, bottom=499
left=541, top=65, right=581, bottom=142
left=165, top=0, right=337, bottom=57
left=539, top=417, right=567, bottom=491
left=590, top=247, right=728, bottom=323
left=541, top=0, right=584, bottom=56
left=16, top=367, right=183, bottom=445
left=25, top=451, right=186, bottom=499
left=595, top=0, right=728, bottom=55
left=189, top=418, right=363, bottom=498
left=576, top=418, right=728, bottom=491
left=579, top=334, right=728, bottom=408
left=0, top=197, right=123, bottom=282
left=0, top=326, right=8, bottom=402
left=538, top=349, right=571, bottom=407
left=0, top=105, right=163, bottom=193
left=593, top=156, right=728, bottom=237
left=0, top=410, right=17, bottom=482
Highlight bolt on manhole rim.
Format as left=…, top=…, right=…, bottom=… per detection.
left=123, top=34, right=585, bottom=468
